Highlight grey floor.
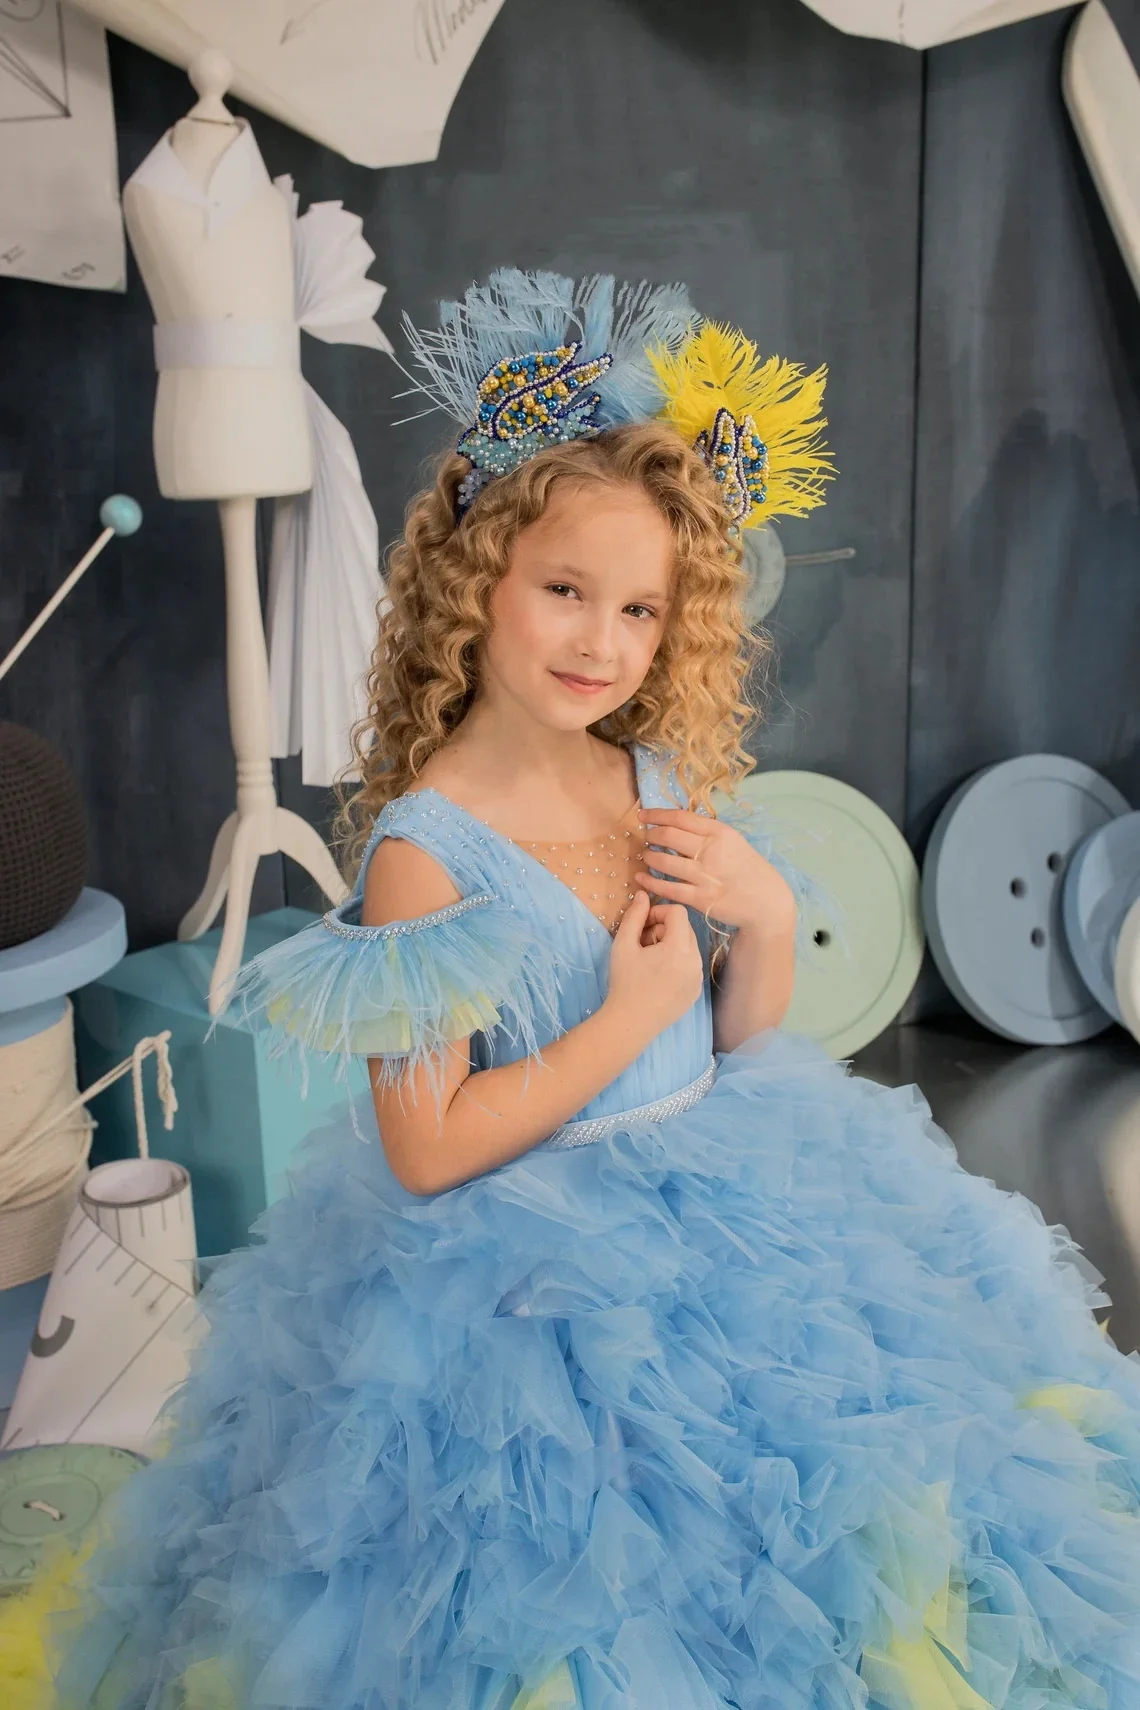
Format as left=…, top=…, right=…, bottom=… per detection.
left=854, top=1021, right=1140, bottom=1356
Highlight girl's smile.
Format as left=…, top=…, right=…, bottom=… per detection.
left=549, top=670, right=616, bottom=694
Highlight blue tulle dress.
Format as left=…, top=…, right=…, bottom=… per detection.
left=51, top=741, right=1140, bottom=1710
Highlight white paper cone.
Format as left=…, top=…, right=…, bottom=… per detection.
left=0, top=1158, right=205, bottom=1456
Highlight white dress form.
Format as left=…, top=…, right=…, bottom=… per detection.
left=122, top=51, right=347, bottom=1019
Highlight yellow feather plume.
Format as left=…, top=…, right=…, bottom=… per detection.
left=649, top=321, right=834, bottom=528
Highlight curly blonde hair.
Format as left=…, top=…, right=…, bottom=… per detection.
left=332, top=420, right=770, bottom=880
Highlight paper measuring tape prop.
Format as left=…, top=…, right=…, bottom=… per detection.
left=0, top=1442, right=143, bottom=1594
left=728, top=770, right=924, bottom=1058
left=0, top=1157, right=205, bottom=1457
left=1062, top=810, right=1140, bottom=1023
left=923, top=755, right=1130, bottom=1044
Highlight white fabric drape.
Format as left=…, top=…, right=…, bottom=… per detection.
left=267, top=178, right=392, bottom=787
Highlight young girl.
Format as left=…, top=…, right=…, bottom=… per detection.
left=51, top=271, right=1140, bottom=1710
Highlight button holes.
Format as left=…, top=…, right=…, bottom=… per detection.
left=1010, top=878, right=1027, bottom=898
left=1046, top=852, right=1064, bottom=874
left=814, top=928, right=832, bottom=949
left=1031, top=927, right=1046, bottom=948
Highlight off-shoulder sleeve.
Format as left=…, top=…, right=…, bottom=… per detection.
left=221, top=890, right=565, bottom=1105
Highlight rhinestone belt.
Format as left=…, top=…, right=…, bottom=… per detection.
left=542, top=1057, right=717, bottom=1151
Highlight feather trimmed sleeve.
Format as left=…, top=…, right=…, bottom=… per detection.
left=221, top=891, right=565, bottom=1106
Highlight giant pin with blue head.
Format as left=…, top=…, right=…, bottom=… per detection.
left=0, top=497, right=142, bottom=688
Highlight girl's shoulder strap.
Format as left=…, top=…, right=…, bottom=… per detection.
left=630, top=739, right=690, bottom=811
left=352, top=787, right=488, bottom=902
left=637, top=741, right=838, bottom=954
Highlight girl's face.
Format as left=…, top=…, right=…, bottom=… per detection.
left=481, top=481, right=673, bottom=731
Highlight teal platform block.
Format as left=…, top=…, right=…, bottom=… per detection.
left=72, top=909, right=367, bottom=1259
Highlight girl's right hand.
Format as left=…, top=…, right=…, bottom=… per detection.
left=604, top=889, right=704, bottom=1037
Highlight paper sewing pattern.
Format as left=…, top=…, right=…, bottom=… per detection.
left=0, top=0, right=69, bottom=119
left=1065, top=1, right=1140, bottom=307
left=0, top=1, right=124, bottom=290
left=797, top=0, right=1072, bottom=48
left=71, top=0, right=508, bottom=168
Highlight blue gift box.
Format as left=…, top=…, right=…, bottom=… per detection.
left=72, top=909, right=368, bottom=1260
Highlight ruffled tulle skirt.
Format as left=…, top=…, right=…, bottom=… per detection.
left=49, top=1031, right=1140, bottom=1710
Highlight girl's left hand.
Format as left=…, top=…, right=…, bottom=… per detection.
left=634, top=807, right=797, bottom=933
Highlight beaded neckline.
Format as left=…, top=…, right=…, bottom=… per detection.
left=399, top=741, right=646, bottom=851
left=516, top=794, right=643, bottom=848
left=390, top=742, right=655, bottom=939
left=514, top=796, right=647, bottom=934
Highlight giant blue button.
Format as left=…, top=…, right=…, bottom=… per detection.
left=0, top=889, right=127, bottom=1044
left=1062, top=811, right=1140, bottom=1023
left=922, top=755, right=1130, bottom=1044
left=1118, top=896, right=1140, bottom=1047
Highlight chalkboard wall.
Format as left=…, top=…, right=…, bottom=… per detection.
left=1, top=0, right=1138, bottom=1025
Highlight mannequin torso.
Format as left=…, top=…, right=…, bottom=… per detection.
left=119, top=55, right=349, bottom=1019
left=122, top=115, right=312, bottom=500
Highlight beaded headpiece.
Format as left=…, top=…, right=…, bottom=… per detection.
left=402, top=268, right=694, bottom=511
left=401, top=268, right=833, bottom=526
left=649, top=322, right=833, bottom=530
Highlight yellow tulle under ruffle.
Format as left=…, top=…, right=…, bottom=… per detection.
left=509, top=1658, right=579, bottom=1710
left=860, top=1586, right=994, bottom=1710
left=266, top=985, right=502, bottom=1059
left=1021, top=1381, right=1125, bottom=1438
left=857, top=1481, right=997, bottom=1710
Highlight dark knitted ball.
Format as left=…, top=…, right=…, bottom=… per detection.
left=0, top=723, right=88, bottom=951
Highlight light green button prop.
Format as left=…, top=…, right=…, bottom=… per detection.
left=725, top=771, right=925, bottom=1057
left=0, top=1443, right=143, bottom=1592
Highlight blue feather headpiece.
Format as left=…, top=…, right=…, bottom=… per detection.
left=402, top=268, right=696, bottom=510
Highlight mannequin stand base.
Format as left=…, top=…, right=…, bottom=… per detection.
left=178, top=805, right=348, bottom=1017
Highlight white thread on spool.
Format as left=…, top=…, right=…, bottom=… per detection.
left=0, top=1021, right=178, bottom=1289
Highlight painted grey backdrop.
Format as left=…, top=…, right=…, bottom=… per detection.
left=0, top=0, right=1136, bottom=1024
